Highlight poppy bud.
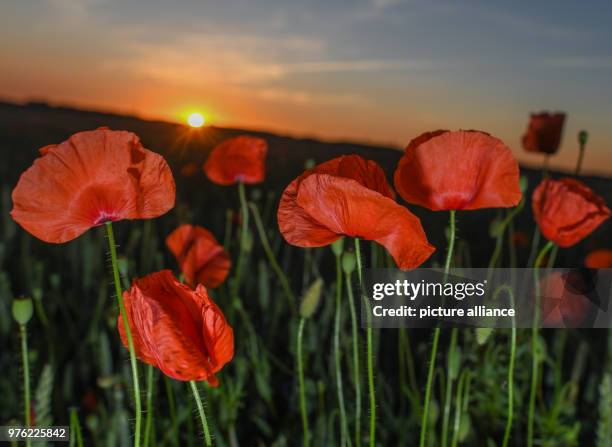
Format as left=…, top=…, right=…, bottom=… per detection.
left=12, top=296, right=33, bottom=325
left=331, top=238, right=344, bottom=257
left=578, top=130, right=588, bottom=147
left=489, top=218, right=503, bottom=238
left=342, top=252, right=356, bottom=274
left=519, top=176, right=528, bottom=194
left=299, top=278, right=323, bottom=319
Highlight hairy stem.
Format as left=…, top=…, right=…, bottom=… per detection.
left=527, top=241, right=555, bottom=447
left=190, top=381, right=212, bottom=446
left=106, top=222, right=141, bottom=447
left=297, top=317, right=310, bottom=446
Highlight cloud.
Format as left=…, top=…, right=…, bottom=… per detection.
left=541, top=57, right=612, bottom=69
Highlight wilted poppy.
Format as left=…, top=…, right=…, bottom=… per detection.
left=204, top=135, right=267, bottom=185
left=118, top=270, right=233, bottom=385
left=278, top=155, right=434, bottom=269
left=11, top=128, right=175, bottom=243
left=522, top=112, right=566, bottom=154
left=585, top=249, right=612, bottom=268
left=394, top=130, right=522, bottom=211
left=166, top=224, right=230, bottom=288
left=532, top=178, right=610, bottom=248
left=540, top=271, right=591, bottom=327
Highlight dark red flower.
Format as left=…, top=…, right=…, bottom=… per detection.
left=532, top=178, right=610, bottom=247
left=522, top=112, right=566, bottom=154
left=204, top=136, right=267, bottom=185
left=278, top=155, right=434, bottom=269
left=11, top=128, right=175, bottom=243
left=540, top=272, right=590, bottom=327
left=180, top=162, right=199, bottom=177
left=118, top=270, right=233, bottom=385
left=166, top=224, right=230, bottom=288
left=394, top=130, right=522, bottom=211
left=585, top=249, right=612, bottom=268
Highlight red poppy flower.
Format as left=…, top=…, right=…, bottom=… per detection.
left=166, top=224, right=230, bottom=288
left=540, top=272, right=590, bottom=327
left=532, top=178, right=610, bottom=248
left=11, top=128, right=175, bottom=243
left=522, top=112, right=566, bottom=154
left=394, top=130, right=521, bottom=211
left=585, top=249, right=612, bottom=268
left=204, top=135, right=267, bottom=185
left=278, top=155, right=434, bottom=269
left=118, top=270, right=233, bottom=385
left=180, top=162, right=199, bottom=177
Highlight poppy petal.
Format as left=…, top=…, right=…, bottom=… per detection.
left=296, top=174, right=435, bottom=269
left=522, top=112, right=566, bottom=154
left=204, top=135, right=267, bottom=185
left=533, top=178, right=610, bottom=247
left=11, top=128, right=175, bottom=243
left=278, top=155, right=394, bottom=247
left=118, top=270, right=233, bottom=384
left=394, top=130, right=521, bottom=211
left=166, top=225, right=230, bottom=288
left=585, top=249, right=612, bottom=268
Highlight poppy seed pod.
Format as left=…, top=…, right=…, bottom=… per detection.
left=342, top=252, right=356, bottom=274
left=299, top=278, right=324, bottom=319
left=12, top=297, right=33, bottom=325
left=578, top=130, right=588, bottom=147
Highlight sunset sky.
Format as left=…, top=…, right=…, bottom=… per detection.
left=1, top=0, right=611, bottom=174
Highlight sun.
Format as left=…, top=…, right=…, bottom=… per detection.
left=187, top=112, right=205, bottom=128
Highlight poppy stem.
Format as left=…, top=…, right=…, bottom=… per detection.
left=189, top=381, right=212, bottom=447
left=334, top=251, right=350, bottom=446
left=231, top=181, right=250, bottom=299
left=527, top=240, right=555, bottom=447
left=69, top=407, right=84, bottom=447
left=143, top=365, right=155, bottom=447
left=105, top=222, right=142, bottom=447
left=297, top=317, right=310, bottom=447
left=249, top=202, right=296, bottom=314
left=354, top=238, right=376, bottom=447
left=420, top=210, right=456, bottom=447
left=19, top=323, right=32, bottom=447
left=345, top=269, right=362, bottom=447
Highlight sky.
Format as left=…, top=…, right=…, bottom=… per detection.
left=1, top=0, right=611, bottom=175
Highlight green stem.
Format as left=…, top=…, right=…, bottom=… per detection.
left=144, top=365, right=155, bottom=447
left=420, top=210, right=456, bottom=447
left=231, top=181, right=250, bottom=299
left=106, top=222, right=142, bottom=447
left=334, top=254, right=349, bottom=446
left=190, top=381, right=212, bottom=447
left=164, top=376, right=179, bottom=447
left=441, top=329, right=458, bottom=447
left=354, top=238, right=376, bottom=447
left=249, top=202, right=296, bottom=314
left=69, top=407, right=84, bottom=447
left=19, top=324, right=32, bottom=447
left=527, top=240, right=555, bottom=447
left=450, top=370, right=470, bottom=447
left=297, top=317, right=310, bottom=447
left=493, top=285, right=517, bottom=447
left=346, top=270, right=362, bottom=447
